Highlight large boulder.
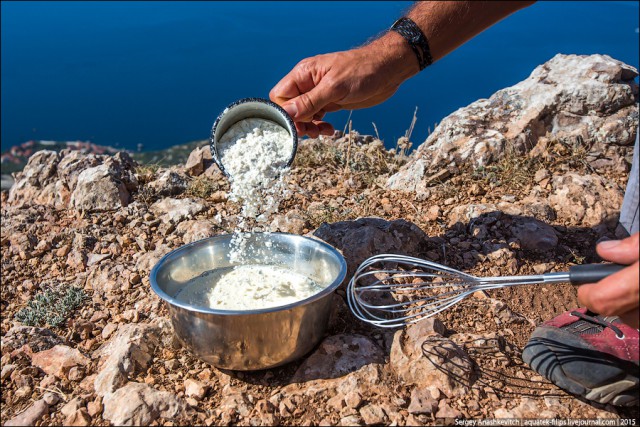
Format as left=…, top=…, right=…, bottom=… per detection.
left=387, top=54, right=638, bottom=192
left=8, top=150, right=138, bottom=211
left=313, top=217, right=430, bottom=279
left=71, top=152, right=138, bottom=211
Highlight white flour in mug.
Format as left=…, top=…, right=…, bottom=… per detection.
left=217, top=118, right=293, bottom=262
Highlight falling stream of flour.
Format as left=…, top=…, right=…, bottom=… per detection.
left=217, top=118, right=293, bottom=262
left=174, top=118, right=324, bottom=310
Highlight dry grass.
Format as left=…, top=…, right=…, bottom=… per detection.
left=185, top=175, right=221, bottom=199
left=304, top=204, right=355, bottom=229
left=294, top=133, right=409, bottom=182
left=135, top=163, right=161, bottom=186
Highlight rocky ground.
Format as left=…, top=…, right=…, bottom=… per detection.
left=1, top=53, right=639, bottom=426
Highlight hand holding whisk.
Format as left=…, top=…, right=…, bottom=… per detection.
left=346, top=254, right=624, bottom=328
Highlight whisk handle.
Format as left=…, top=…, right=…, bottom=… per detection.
left=569, top=263, right=626, bottom=285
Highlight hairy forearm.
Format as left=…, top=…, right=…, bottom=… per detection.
left=368, top=1, right=535, bottom=80
left=408, top=1, right=535, bottom=61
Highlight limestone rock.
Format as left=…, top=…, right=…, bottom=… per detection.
left=4, top=399, right=48, bottom=426
left=146, top=169, right=189, bottom=197
left=436, top=400, right=463, bottom=419
left=134, top=244, right=172, bottom=275
left=175, top=219, right=217, bottom=244
left=219, top=391, right=252, bottom=417
left=94, top=323, right=160, bottom=396
left=270, top=209, right=307, bottom=234
left=408, top=387, right=439, bottom=415
left=102, top=382, right=185, bottom=426
left=185, top=146, right=213, bottom=176
left=549, top=172, right=624, bottom=227
left=314, top=217, right=429, bottom=278
left=64, top=409, right=92, bottom=427
left=70, top=152, right=138, bottom=211
left=1, top=326, right=64, bottom=354
left=184, top=378, right=208, bottom=400
left=151, top=197, right=205, bottom=224
left=60, top=396, right=85, bottom=417
left=359, top=404, right=386, bottom=425
left=387, top=54, right=638, bottom=192
left=390, top=322, right=474, bottom=396
left=31, top=345, right=89, bottom=380
left=292, top=334, right=385, bottom=382
left=7, top=150, right=62, bottom=207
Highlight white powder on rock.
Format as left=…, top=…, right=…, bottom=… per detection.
left=217, top=118, right=294, bottom=262
left=175, top=265, right=323, bottom=310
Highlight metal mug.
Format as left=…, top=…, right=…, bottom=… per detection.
left=149, top=232, right=347, bottom=371
left=210, top=98, right=298, bottom=177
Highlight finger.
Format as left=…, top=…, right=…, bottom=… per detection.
left=294, top=121, right=308, bottom=137
left=304, top=122, right=321, bottom=139
left=619, top=308, right=640, bottom=329
left=322, top=103, right=342, bottom=113
left=316, top=121, right=335, bottom=136
left=577, top=261, right=640, bottom=316
left=282, top=79, right=345, bottom=122
left=596, top=232, right=639, bottom=265
left=295, top=121, right=319, bottom=138
left=270, top=75, right=301, bottom=105
left=271, top=57, right=325, bottom=106
left=313, top=111, right=326, bottom=121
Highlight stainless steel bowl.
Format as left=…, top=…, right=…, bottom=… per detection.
left=150, top=233, right=346, bottom=371
left=210, top=98, right=298, bottom=177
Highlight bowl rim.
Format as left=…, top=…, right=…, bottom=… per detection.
left=149, top=232, right=347, bottom=315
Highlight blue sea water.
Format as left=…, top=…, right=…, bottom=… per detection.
left=1, top=1, right=639, bottom=153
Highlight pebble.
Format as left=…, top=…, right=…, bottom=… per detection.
left=65, top=409, right=92, bottom=427
left=184, top=378, right=208, bottom=400
left=359, top=404, right=386, bottom=425
left=87, top=399, right=103, bottom=417
left=43, top=391, right=60, bottom=406
left=344, top=391, right=363, bottom=409
left=1, top=363, right=17, bottom=380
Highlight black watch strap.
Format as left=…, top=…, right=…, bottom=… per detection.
left=390, top=17, right=433, bottom=71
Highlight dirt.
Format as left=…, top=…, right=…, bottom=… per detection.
left=1, top=133, right=638, bottom=425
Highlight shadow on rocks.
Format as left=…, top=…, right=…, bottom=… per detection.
left=215, top=212, right=622, bottom=389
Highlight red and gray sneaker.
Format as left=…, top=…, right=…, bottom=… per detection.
left=523, top=308, right=639, bottom=406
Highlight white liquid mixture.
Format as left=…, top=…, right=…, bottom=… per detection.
left=175, top=264, right=324, bottom=310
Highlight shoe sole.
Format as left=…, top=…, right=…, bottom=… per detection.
left=523, top=327, right=639, bottom=407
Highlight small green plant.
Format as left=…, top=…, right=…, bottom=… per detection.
left=15, top=286, right=86, bottom=328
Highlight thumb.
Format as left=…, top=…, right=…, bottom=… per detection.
left=597, top=232, right=639, bottom=265
left=282, top=81, right=343, bottom=122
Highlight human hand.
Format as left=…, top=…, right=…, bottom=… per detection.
left=269, top=33, right=419, bottom=138
left=577, top=232, right=639, bottom=329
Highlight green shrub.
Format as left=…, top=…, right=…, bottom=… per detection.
left=15, top=286, right=86, bottom=328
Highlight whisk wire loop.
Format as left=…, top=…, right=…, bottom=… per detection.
left=346, top=253, right=577, bottom=328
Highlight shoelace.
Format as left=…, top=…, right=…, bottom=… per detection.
left=570, top=310, right=625, bottom=339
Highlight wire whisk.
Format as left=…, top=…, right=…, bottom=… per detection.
left=346, top=253, right=623, bottom=328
